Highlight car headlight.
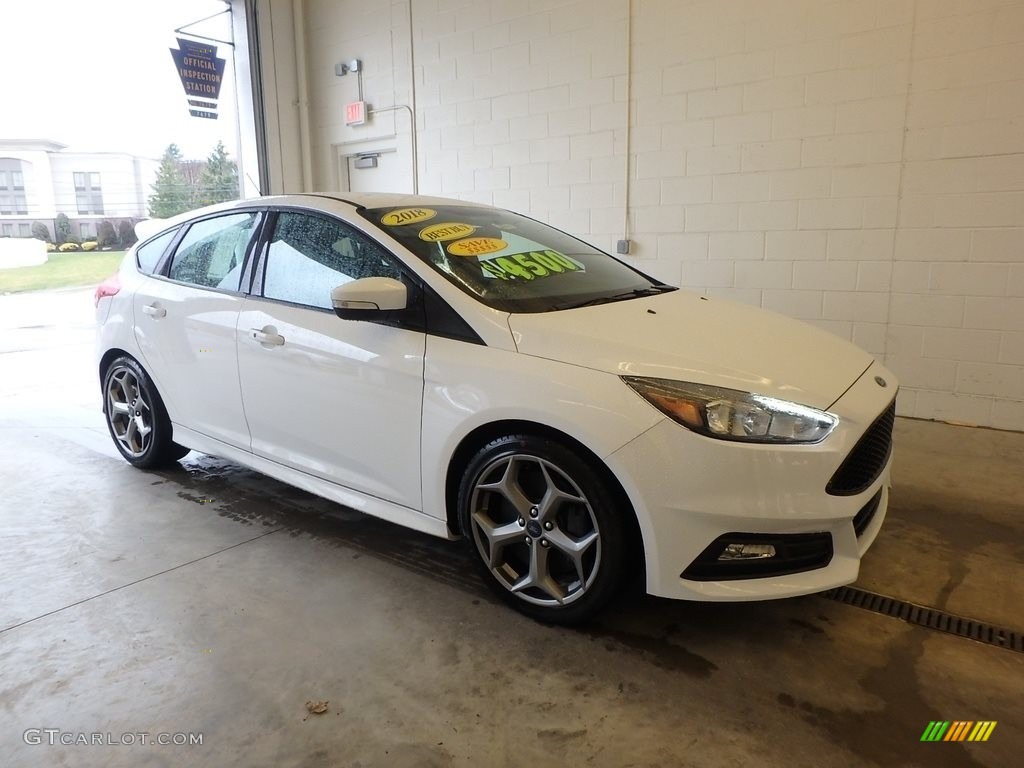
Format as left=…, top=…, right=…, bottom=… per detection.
left=622, top=376, right=837, bottom=444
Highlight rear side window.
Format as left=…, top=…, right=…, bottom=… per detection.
left=262, top=212, right=402, bottom=309
left=135, top=228, right=178, bottom=274
left=168, top=212, right=260, bottom=291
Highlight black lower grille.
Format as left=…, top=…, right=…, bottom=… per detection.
left=852, top=489, right=883, bottom=537
left=681, top=532, right=833, bottom=581
left=827, top=399, right=896, bottom=496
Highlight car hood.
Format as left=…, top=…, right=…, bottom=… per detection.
left=507, top=291, right=873, bottom=410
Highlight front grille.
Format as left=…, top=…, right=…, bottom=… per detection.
left=681, top=532, right=833, bottom=581
left=827, top=399, right=895, bottom=496
left=852, top=488, right=883, bottom=537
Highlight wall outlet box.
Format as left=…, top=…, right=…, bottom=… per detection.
left=616, top=239, right=631, bottom=255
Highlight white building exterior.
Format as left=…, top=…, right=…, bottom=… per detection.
left=229, top=0, right=1024, bottom=432
left=0, top=139, right=157, bottom=242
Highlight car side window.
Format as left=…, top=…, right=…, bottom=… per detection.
left=135, top=228, right=178, bottom=274
left=262, top=212, right=402, bottom=310
left=167, top=212, right=259, bottom=291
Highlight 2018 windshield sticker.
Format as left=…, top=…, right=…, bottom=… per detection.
left=478, top=250, right=583, bottom=280
left=419, top=222, right=477, bottom=242
left=447, top=237, right=508, bottom=256
left=380, top=208, right=437, bottom=226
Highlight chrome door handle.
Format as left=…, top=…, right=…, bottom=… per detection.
left=251, top=328, right=285, bottom=346
left=142, top=304, right=166, bottom=318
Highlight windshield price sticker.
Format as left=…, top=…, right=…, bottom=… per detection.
left=380, top=208, right=437, bottom=226
left=479, top=250, right=583, bottom=280
left=447, top=237, right=508, bottom=256
left=419, top=222, right=477, bottom=242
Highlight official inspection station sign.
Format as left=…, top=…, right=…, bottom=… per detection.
left=169, top=38, right=226, bottom=120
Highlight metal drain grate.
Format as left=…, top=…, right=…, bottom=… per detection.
left=820, top=586, right=1023, bottom=654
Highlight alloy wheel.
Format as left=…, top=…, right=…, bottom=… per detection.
left=469, top=454, right=602, bottom=606
left=106, top=366, right=153, bottom=458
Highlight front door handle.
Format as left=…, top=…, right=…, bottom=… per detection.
left=142, top=304, right=166, bottom=318
left=251, top=327, right=285, bottom=346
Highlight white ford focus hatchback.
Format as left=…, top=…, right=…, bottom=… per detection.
left=95, top=194, right=897, bottom=623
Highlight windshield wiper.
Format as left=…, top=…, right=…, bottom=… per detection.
left=554, top=285, right=676, bottom=311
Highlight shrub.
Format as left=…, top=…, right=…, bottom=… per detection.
left=31, top=222, right=50, bottom=241
left=55, top=213, right=72, bottom=244
left=82, top=241, right=98, bottom=251
left=117, top=220, right=136, bottom=248
left=46, top=242, right=56, bottom=252
left=97, top=220, right=117, bottom=248
left=58, top=242, right=81, bottom=252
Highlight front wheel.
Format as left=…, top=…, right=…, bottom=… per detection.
left=458, top=434, right=628, bottom=624
left=102, top=356, right=189, bottom=469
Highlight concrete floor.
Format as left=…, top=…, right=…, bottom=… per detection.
left=1, top=288, right=1021, bottom=767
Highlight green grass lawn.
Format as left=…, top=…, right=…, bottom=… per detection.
left=0, top=251, right=126, bottom=294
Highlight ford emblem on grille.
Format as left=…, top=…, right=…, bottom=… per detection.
left=874, top=376, right=887, bottom=388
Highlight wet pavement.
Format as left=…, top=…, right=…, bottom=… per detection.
left=1, top=288, right=1021, bottom=767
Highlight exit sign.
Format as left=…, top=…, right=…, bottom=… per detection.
left=345, top=101, right=366, bottom=126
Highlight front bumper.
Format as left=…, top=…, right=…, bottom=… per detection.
left=607, top=361, right=896, bottom=601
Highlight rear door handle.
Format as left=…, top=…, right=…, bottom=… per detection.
left=142, top=304, right=166, bottom=318
left=251, top=328, right=285, bottom=346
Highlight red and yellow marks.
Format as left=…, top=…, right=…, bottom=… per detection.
left=921, top=721, right=997, bottom=742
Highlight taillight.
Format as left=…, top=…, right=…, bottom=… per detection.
left=94, top=274, right=121, bottom=307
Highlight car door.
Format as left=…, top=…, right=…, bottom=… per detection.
left=133, top=211, right=261, bottom=450
left=236, top=209, right=426, bottom=509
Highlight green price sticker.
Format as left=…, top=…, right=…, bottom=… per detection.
left=479, top=250, right=583, bottom=281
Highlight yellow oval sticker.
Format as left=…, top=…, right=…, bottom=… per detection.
left=447, top=237, right=509, bottom=257
left=380, top=208, right=437, bottom=226
left=418, top=222, right=477, bottom=243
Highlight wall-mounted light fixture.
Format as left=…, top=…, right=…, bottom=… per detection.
left=335, top=59, right=361, bottom=76
left=336, top=57, right=365, bottom=105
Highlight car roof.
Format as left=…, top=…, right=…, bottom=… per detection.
left=299, top=192, right=491, bottom=210
left=135, top=193, right=492, bottom=242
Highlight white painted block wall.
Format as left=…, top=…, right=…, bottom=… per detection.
left=288, top=0, right=1024, bottom=430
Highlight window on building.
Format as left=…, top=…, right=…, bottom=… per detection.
left=74, top=172, right=104, bottom=215
left=80, top=222, right=96, bottom=240
left=0, top=158, right=29, bottom=215
left=0, top=197, right=27, bottom=214
left=1, top=223, right=13, bottom=237
left=18, top=223, right=31, bottom=237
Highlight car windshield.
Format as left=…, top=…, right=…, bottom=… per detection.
left=360, top=205, right=674, bottom=313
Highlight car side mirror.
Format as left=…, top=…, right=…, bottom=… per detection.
left=331, top=277, right=408, bottom=320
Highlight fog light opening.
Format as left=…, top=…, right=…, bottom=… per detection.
left=682, top=532, right=833, bottom=581
left=719, top=543, right=776, bottom=560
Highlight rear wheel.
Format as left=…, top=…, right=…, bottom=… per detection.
left=102, top=356, right=189, bottom=468
left=458, top=434, right=627, bottom=624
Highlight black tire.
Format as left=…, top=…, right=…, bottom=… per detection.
left=102, top=355, right=190, bottom=469
left=458, top=434, right=628, bottom=625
